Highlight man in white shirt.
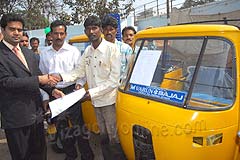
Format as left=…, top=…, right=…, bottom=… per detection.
left=39, top=20, right=93, bottom=160
left=56, top=15, right=126, bottom=160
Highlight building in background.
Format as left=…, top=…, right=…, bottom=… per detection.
left=27, top=0, right=239, bottom=48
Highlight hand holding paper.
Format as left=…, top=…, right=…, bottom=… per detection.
left=49, top=88, right=86, bottom=118
left=81, top=90, right=91, bottom=102
left=52, top=89, right=65, bottom=98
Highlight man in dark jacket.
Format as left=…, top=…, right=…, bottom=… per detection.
left=0, top=13, right=64, bottom=160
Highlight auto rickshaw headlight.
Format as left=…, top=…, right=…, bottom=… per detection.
left=193, top=137, right=203, bottom=147
left=206, top=133, right=223, bottom=146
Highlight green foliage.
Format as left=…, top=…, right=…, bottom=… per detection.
left=63, top=0, right=135, bottom=24
left=0, top=0, right=18, bottom=15
left=0, top=0, right=135, bottom=29
left=0, top=0, right=62, bottom=29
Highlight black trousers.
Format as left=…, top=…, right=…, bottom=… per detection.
left=53, top=85, right=94, bottom=160
left=5, top=122, right=46, bottom=160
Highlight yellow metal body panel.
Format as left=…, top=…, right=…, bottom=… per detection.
left=134, top=24, right=240, bottom=41
left=81, top=100, right=99, bottom=134
left=117, top=24, right=240, bottom=159
left=117, top=92, right=239, bottom=160
left=68, top=34, right=89, bottom=43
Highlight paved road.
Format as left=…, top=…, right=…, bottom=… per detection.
left=0, top=129, right=104, bottom=160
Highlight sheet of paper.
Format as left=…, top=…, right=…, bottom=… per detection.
left=130, top=50, right=162, bottom=86
left=49, top=88, right=86, bottom=118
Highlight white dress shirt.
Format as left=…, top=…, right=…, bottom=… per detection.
left=39, top=42, right=82, bottom=88
left=61, top=39, right=121, bottom=107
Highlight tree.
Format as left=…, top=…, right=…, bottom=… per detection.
left=15, top=0, right=47, bottom=29
left=0, top=0, right=18, bottom=15
left=0, top=0, right=62, bottom=30
left=0, top=0, right=135, bottom=29
left=63, top=0, right=95, bottom=24
left=17, top=0, right=65, bottom=29
left=63, top=0, right=135, bottom=24
left=181, top=0, right=215, bottom=9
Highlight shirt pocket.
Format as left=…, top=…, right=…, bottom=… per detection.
left=97, top=58, right=110, bottom=78
left=85, top=56, right=91, bottom=66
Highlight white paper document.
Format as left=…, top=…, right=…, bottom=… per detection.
left=49, top=88, right=86, bottom=118
left=130, top=50, right=162, bottom=86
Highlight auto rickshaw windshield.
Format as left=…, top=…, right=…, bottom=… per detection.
left=122, top=37, right=235, bottom=111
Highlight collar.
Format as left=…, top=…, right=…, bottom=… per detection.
left=90, top=38, right=109, bottom=54
left=48, top=41, right=68, bottom=52
left=114, top=38, right=118, bottom=44
left=3, top=40, right=20, bottom=51
left=115, top=39, right=122, bottom=45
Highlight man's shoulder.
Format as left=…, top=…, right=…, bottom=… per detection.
left=116, top=40, right=131, bottom=48
left=63, top=42, right=80, bottom=52
left=0, top=41, right=5, bottom=49
left=64, top=42, right=74, bottom=48
left=96, top=39, right=118, bottom=56
left=21, top=46, right=31, bottom=51
left=102, top=39, right=115, bottom=47
left=40, top=46, right=51, bottom=53
left=116, top=40, right=132, bottom=53
left=84, top=45, right=91, bottom=51
left=21, top=46, right=35, bottom=55
left=0, top=41, right=13, bottom=52
left=98, top=39, right=117, bottom=51
left=39, top=46, right=52, bottom=57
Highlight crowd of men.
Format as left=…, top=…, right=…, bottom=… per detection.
left=0, top=13, right=137, bottom=160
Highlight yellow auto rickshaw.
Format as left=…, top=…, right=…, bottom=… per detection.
left=68, top=34, right=99, bottom=134
left=117, top=22, right=240, bottom=159
left=68, top=34, right=89, bottom=54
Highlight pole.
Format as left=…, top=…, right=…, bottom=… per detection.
left=144, top=4, right=146, bottom=18
left=166, top=0, right=170, bottom=25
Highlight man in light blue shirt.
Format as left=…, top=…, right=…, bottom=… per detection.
left=102, top=15, right=133, bottom=80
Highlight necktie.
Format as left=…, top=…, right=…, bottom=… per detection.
left=12, top=47, right=29, bottom=69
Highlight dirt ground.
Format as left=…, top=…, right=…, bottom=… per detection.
left=0, top=129, right=104, bottom=160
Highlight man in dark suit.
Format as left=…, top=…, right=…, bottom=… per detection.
left=0, top=13, right=64, bottom=160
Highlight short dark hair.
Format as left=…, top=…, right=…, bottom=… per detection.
left=22, top=31, right=29, bottom=38
left=0, top=13, right=25, bottom=29
left=30, top=37, right=39, bottom=44
left=102, top=15, right=118, bottom=29
left=50, top=20, right=67, bottom=32
left=122, top=26, right=136, bottom=36
left=84, top=15, right=102, bottom=28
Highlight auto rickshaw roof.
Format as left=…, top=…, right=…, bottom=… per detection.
left=68, top=34, right=89, bottom=43
left=135, top=24, right=240, bottom=40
